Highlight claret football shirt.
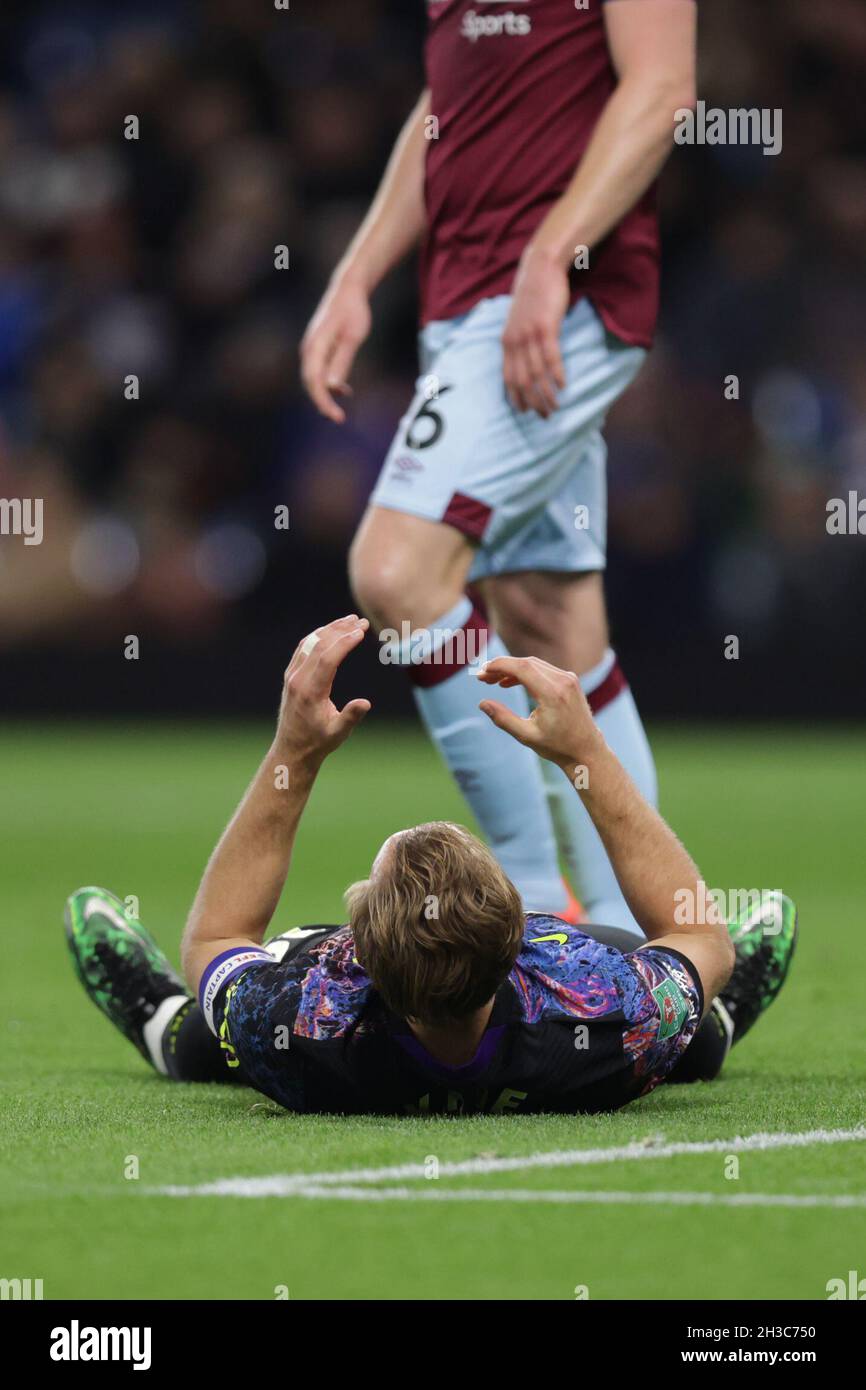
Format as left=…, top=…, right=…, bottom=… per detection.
left=420, top=0, right=662, bottom=345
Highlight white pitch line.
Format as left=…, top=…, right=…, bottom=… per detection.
left=152, top=1126, right=866, bottom=1199
left=277, top=1185, right=866, bottom=1209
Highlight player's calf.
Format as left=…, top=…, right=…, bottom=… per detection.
left=484, top=570, right=657, bottom=939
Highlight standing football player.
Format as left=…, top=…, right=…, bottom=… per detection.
left=301, top=0, right=697, bottom=936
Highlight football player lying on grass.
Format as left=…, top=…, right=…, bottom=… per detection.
left=66, top=615, right=797, bottom=1116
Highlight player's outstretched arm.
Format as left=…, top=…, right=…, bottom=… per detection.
left=531, top=0, right=696, bottom=264
left=300, top=89, right=430, bottom=424
left=502, top=0, right=696, bottom=416
left=477, top=655, right=734, bottom=1009
left=181, top=616, right=371, bottom=995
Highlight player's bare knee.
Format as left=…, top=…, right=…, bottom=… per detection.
left=348, top=544, right=407, bottom=631
left=349, top=545, right=446, bottom=633
left=351, top=502, right=477, bottom=632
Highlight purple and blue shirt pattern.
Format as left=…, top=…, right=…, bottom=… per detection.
left=200, top=915, right=702, bottom=1116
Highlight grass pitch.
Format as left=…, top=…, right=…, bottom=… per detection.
left=2, top=723, right=865, bottom=1301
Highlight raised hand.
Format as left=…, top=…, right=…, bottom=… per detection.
left=476, top=654, right=599, bottom=770
left=277, top=615, right=372, bottom=766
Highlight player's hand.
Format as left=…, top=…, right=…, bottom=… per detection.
left=502, top=244, right=569, bottom=418
left=476, top=654, right=600, bottom=770
left=300, top=279, right=372, bottom=424
left=277, top=615, right=372, bottom=767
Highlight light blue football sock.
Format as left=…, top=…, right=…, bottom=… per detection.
left=408, top=598, right=568, bottom=914
left=539, top=648, right=657, bottom=940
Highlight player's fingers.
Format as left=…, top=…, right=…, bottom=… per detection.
left=478, top=698, right=536, bottom=746
left=285, top=625, right=325, bottom=677
left=511, top=345, right=535, bottom=414
left=301, top=336, right=346, bottom=424
left=326, top=336, right=359, bottom=400
left=502, top=348, right=517, bottom=411
left=475, top=655, right=527, bottom=682
left=503, top=340, right=529, bottom=413
left=539, top=328, right=566, bottom=393
left=524, top=337, right=556, bottom=417
left=334, top=698, right=372, bottom=738
left=286, top=614, right=360, bottom=679
left=318, top=613, right=366, bottom=639
left=476, top=655, right=551, bottom=701
left=313, top=380, right=346, bottom=424
left=306, top=619, right=369, bottom=691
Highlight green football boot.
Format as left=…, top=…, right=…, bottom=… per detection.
left=718, top=890, right=798, bottom=1045
left=64, top=886, right=189, bottom=1064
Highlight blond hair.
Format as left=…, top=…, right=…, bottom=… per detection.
left=345, top=822, right=524, bottom=1024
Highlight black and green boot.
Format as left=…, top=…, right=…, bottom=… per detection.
left=718, top=890, right=798, bottom=1045
left=64, top=886, right=189, bottom=1065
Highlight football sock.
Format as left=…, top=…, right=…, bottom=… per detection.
left=407, top=597, right=568, bottom=913
left=144, top=995, right=244, bottom=1084
left=540, top=647, right=657, bottom=940
left=666, top=1002, right=733, bottom=1084
left=142, top=993, right=190, bottom=1074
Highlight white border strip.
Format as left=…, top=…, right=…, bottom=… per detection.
left=153, top=1126, right=866, bottom=1198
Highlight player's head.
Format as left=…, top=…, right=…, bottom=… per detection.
left=345, top=821, right=523, bottom=1025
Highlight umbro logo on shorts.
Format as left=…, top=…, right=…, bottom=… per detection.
left=391, top=454, right=425, bottom=480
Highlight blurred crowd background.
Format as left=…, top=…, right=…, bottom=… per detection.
left=0, top=0, right=864, bottom=717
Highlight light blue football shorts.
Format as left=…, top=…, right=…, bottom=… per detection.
left=369, top=294, right=646, bottom=579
